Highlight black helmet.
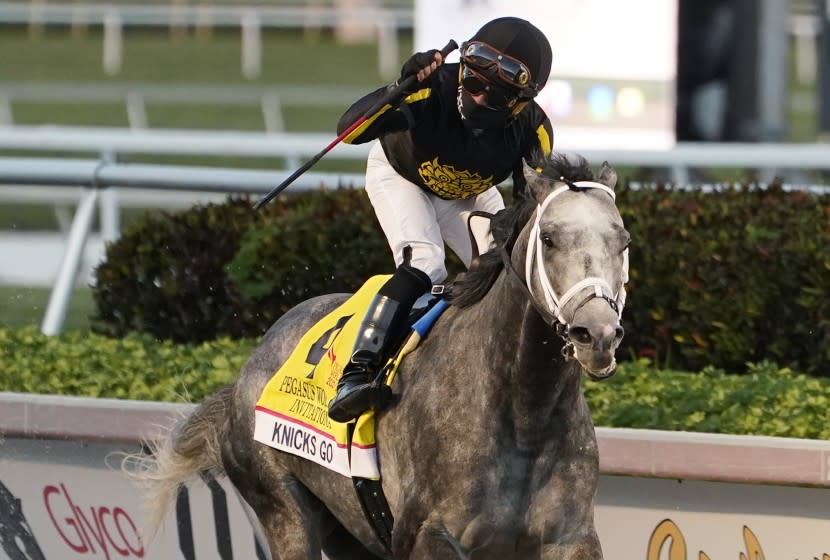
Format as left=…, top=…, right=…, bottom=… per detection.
left=462, top=17, right=552, bottom=96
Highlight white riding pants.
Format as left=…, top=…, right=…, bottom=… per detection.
left=365, top=141, right=505, bottom=284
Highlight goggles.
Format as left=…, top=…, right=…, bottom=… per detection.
left=461, top=41, right=536, bottom=93
left=460, top=65, right=520, bottom=109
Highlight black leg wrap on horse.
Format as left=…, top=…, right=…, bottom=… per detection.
left=327, top=265, right=431, bottom=423
left=353, top=478, right=394, bottom=552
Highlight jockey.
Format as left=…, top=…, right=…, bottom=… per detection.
left=327, top=16, right=554, bottom=422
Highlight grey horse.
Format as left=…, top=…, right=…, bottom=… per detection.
left=137, top=153, right=630, bottom=560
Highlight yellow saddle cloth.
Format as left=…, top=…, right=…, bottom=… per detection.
left=253, top=275, right=393, bottom=479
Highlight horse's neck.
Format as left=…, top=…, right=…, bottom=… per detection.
left=470, top=269, right=588, bottom=449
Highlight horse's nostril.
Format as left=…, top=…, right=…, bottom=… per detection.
left=615, top=326, right=624, bottom=340
left=569, top=326, right=592, bottom=344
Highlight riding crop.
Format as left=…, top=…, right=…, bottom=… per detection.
left=253, top=39, right=459, bottom=210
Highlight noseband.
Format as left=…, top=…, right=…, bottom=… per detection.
left=522, top=181, right=627, bottom=331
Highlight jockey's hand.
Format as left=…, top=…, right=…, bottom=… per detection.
left=397, top=50, right=443, bottom=94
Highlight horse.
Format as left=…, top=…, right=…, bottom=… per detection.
left=136, top=153, right=630, bottom=560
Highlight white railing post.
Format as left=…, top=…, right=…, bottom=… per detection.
left=41, top=187, right=99, bottom=336
left=671, top=164, right=689, bottom=186
left=99, top=151, right=119, bottom=243
left=0, top=92, right=13, bottom=126
left=125, top=91, right=148, bottom=129
left=757, top=0, right=789, bottom=141
left=70, top=2, right=89, bottom=38
left=195, top=5, right=215, bottom=38
left=102, top=9, right=123, bottom=76
left=241, top=9, right=262, bottom=80
left=791, top=14, right=818, bottom=85
left=28, top=0, right=45, bottom=37
left=261, top=92, right=285, bottom=133
left=376, top=14, right=398, bottom=80
left=100, top=188, right=119, bottom=244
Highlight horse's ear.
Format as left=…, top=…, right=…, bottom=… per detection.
left=598, top=161, right=617, bottom=190
left=522, top=158, right=556, bottom=203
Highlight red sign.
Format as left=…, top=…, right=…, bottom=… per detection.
left=43, top=483, right=144, bottom=559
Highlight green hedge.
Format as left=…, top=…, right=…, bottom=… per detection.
left=227, top=188, right=395, bottom=316
left=0, top=327, right=254, bottom=402
left=92, top=188, right=464, bottom=343
left=2, top=327, right=828, bottom=439
left=584, top=359, right=830, bottom=439
left=617, top=184, right=829, bottom=375
left=92, top=197, right=264, bottom=342
left=91, top=184, right=829, bottom=375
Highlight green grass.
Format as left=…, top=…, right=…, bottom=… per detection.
left=0, top=285, right=95, bottom=332
left=0, top=24, right=819, bottom=148
left=0, top=26, right=413, bottom=133
left=0, top=26, right=410, bottom=85
left=0, top=204, right=63, bottom=230
left=0, top=203, right=168, bottom=231
left=0, top=26, right=818, bottom=140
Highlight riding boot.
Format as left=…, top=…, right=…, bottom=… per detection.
left=328, top=264, right=431, bottom=422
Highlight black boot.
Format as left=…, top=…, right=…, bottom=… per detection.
left=327, top=294, right=407, bottom=422
left=328, top=265, right=431, bottom=422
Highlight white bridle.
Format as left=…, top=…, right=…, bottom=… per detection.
left=524, top=181, right=629, bottom=327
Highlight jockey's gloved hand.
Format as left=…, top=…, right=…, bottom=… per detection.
left=397, top=50, right=441, bottom=95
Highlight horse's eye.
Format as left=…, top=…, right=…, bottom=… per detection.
left=541, top=234, right=554, bottom=248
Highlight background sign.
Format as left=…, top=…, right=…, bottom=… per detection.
left=0, top=438, right=266, bottom=560
left=2, top=437, right=828, bottom=559
left=595, top=476, right=830, bottom=558
left=414, top=0, right=678, bottom=150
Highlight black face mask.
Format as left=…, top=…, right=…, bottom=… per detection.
left=456, top=88, right=512, bottom=130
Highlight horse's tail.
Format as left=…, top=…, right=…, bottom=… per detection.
left=128, top=385, right=232, bottom=542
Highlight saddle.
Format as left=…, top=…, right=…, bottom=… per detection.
left=252, top=276, right=448, bottom=551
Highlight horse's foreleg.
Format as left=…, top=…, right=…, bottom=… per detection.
left=234, top=476, right=326, bottom=560
left=322, top=524, right=386, bottom=560
left=541, top=533, right=603, bottom=560
left=406, top=523, right=468, bottom=560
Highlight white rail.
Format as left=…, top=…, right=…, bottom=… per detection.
left=1, top=125, right=829, bottom=335
left=3, top=391, right=829, bottom=488
left=0, top=82, right=370, bottom=131
left=3, top=125, right=830, bottom=181
left=0, top=154, right=365, bottom=336
left=0, top=125, right=373, bottom=171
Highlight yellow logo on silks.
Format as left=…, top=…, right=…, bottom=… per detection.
left=418, top=157, right=493, bottom=199
left=253, top=275, right=392, bottom=479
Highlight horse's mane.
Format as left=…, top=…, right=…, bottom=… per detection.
left=448, top=153, right=595, bottom=308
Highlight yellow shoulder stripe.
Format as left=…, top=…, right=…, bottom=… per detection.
left=342, top=88, right=431, bottom=144
left=343, top=104, right=394, bottom=143
left=536, top=124, right=552, bottom=156
left=404, top=87, right=432, bottom=103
